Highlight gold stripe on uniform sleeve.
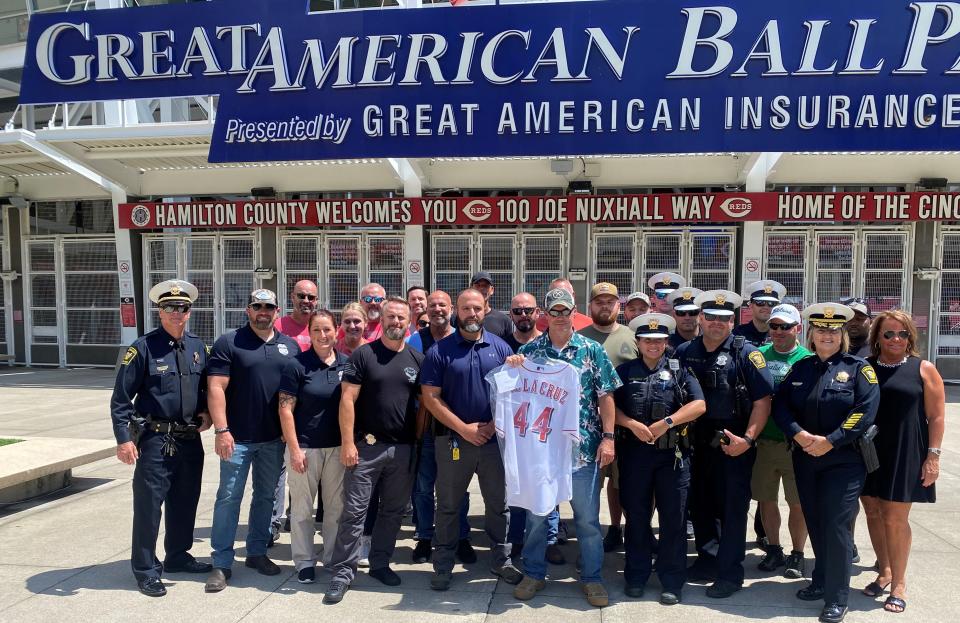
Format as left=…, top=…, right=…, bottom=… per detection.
left=841, top=413, right=863, bottom=430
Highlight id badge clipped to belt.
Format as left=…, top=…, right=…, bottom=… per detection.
left=449, top=437, right=460, bottom=461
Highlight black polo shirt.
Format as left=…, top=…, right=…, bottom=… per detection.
left=207, top=324, right=300, bottom=443
left=733, top=321, right=769, bottom=347
left=343, top=340, right=424, bottom=444
left=279, top=349, right=349, bottom=448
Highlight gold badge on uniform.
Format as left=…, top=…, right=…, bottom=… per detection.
left=365, top=434, right=377, bottom=445
left=861, top=365, right=878, bottom=384
left=835, top=371, right=850, bottom=382
left=748, top=350, right=766, bottom=369
left=121, top=346, right=137, bottom=366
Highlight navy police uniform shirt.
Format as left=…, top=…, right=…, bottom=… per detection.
left=676, top=334, right=774, bottom=421
left=420, top=329, right=513, bottom=433
left=668, top=332, right=693, bottom=351
left=110, top=327, right=208, bottom=444
left=733, top=321, right=769, bottom=347
left=206, top=324, right=299, bottom=444
left=614, top=357, right=705, bottom=430
left=279, top=349, right=350, bottom=449
left=772, top=351, right=880, bottom=449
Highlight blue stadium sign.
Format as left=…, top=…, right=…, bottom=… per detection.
left=19, top=0, right=960, bottom=162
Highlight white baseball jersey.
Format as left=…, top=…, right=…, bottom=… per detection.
left=488, top=360, right=581, bottom=516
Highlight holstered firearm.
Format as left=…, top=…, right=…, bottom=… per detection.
left=855, top=424, right=880, bottom=473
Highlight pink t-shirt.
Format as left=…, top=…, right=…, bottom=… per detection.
left=275, top=315, right=311, bottom=352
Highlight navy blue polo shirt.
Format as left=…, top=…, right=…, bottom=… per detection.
left=420, top=329, right=513, bottom=435
left=207, top=324, right=300, bottom=443
left=279, top=349, right=349, bottom=448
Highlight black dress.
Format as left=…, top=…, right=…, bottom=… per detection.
left=862, top=356, right=936, bottom=503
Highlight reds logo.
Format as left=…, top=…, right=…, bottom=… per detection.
left=462, top=199, right=493, bottom=222
left=130, top=205, right=151, bottom=227
left=719, top=197, right=752, bottom=218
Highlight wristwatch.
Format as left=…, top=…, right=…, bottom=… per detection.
left=743, top=434, right=756, bottom=447
left=664, top=417, right=675, bottom=429
left=214, top=426, right=231, bottom=434
left=601, top=432, right=615, bottom=441
left=928, top=447, right=942, bottom=456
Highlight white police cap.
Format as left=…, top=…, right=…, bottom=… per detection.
left=148, top=279, right=198, bottom=305
left=695, top=290, right=742, bottom=315
left=628, top=313, right=676, bottom=339
left=667, top=287, right=704, bottom=312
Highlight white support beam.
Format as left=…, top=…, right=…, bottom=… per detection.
left=4, top=130, right=129, bottom=196
left=387, top=157, right=428, bottom=196
left=740, top=152, right=783, bottom=192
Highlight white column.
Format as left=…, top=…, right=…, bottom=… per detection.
left=740, top=153, right=781, bottom=288
left=111, top=188, right=139, bottom=345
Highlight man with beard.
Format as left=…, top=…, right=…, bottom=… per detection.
left=667, top=287, right=704, bottom=351
left=271, top=280, right=320, bottom=545
left=578, top=282, right=639, bottom=553
left=734, top=280, right=787, bottom=347
left=458, top=272, right=513, bottom=340
left=407, top=286, right=428, bottom=335
left=504, top=292, right=541, bottom=353
left=407, top=290, right=475, bottom=565
left=422, top=289, right=521, bottom=590
left=623, top=292, right=651, bottom=324
left=205, top=289, right=299, bottom=592
left=324, top=298, right=425, bottom=604
left=841, top=297, right=873, bottom=357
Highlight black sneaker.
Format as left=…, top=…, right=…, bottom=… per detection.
left=412, top=539, right=432, bottom=564
left=784, top=551, right=805, bottom=579
left=851, top=544, right=861, bottom=564
left=324, top=581, right=348, bottom=604
left=456, top=539, right=478, bottom=564
left=298, top=567, right=316, bottom=584
left=758, top=545, right=786, bottom=571
left=369, top=566, right=401, bottom=586
left=797, top=584, right=826, bottom=601
left=546, top=543, right=566, bottom=565
left=603, top=525, right=623, bottom=552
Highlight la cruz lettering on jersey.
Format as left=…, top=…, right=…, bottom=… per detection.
left=118, top=192, right=960, bottom=229
left=18, top=1, right=960, bottom=161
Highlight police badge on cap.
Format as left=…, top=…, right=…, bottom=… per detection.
left=628, top=313, right=676, bottom=339
left=667, top=287, right=704, bottom=312
left=148, top=279, right=198, bottom=305
left=694, top=290, right=743, bottom=316
left=802, top=302, right=855, bottom=328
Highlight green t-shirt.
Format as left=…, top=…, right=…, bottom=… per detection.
left=577, top=324, right=639, bottom=368
left=758, top=342, right=812, bottom=441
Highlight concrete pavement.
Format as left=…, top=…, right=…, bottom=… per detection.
left=0, top=367, right=957, bottom=622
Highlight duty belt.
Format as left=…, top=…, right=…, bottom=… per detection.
left=142, top=415, right=199, bottom=438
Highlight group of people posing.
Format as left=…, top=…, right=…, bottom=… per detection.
left=110, top=271, right=944, bottom=623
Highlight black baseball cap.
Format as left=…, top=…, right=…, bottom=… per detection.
left=471, top=271, right=494, bottom=285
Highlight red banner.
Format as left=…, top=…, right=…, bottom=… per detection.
left=119, top=192, right=960, bottom=229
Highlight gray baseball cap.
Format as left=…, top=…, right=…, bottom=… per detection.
left=543, top=288, right=575, bottom=310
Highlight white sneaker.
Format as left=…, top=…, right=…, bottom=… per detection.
left=358, top=535, right=372, bottom=568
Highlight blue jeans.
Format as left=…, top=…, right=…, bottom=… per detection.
left=509, top=506, right=559, bottom=546
left=522, top=462, right=602, bottom=583
left=412, top=432, right=470, bottom=541
left=210, top=439, right=284, bottom=569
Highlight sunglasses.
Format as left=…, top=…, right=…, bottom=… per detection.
left=675, top=309, right=699, bottom=317
left=654, top=291, right=669, bottom=300
left=362, top=295, right=385, bottom=304
left=249, top=303, right=278, bottom=311
left=547, top=308, right=574, bottom=317
left=703, top=313, right=730, bottom=322
left=295, top=293, right=318, bottom=301
left=160, top=304, right=190, bottom=314
left=882, top=330, right=910, bottom=340
left=417, top=320, right=429, bottom=328
left=511, top=307, right=536, bottom=316
left=768, top=322, right=797, bottom=331
left=751, top=300, right=777, bottom=307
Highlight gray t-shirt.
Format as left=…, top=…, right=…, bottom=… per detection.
left=577, top=324, right=639, bottom=368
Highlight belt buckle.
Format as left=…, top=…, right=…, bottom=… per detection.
left=364, top=433, right=377, bottom=445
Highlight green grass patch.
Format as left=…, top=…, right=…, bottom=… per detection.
left=0, top=438, right=23, bottom=447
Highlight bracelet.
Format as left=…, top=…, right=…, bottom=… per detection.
left=743, top=434, right=756, bottom=447
left=214, top=427, right=230, bottom=434
left=928, top=447, right=942, bottom=456
left=601, top=432, right=615, bottom=441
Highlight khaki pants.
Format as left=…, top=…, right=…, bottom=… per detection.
left=286, top=446, right=345, bottom=569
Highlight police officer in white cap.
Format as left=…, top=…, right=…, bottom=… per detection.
left=648, top=273, right=686, bottom=314
left=735, top=280, right=788, bottom=347
left=110, top=279, right=213, bottom=597
left=676, top=290, right=775, bottom=598
left=666, top=287, right=704, bottom=350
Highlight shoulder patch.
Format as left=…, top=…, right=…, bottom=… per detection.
left=861, top=365, right=878, bottom=384
left=205, top=345, right=211, bottom=354
left=747, top=350, right=766, bottom=369
left=121, top=346, right=138, bottom=366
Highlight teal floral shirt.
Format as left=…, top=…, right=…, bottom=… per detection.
left=520, top=332, right=622, bottom=466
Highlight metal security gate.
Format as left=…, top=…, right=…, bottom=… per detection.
left=280, top=233, right=405, bottom=315
left=0, top=229, right=9, bottom=361
left=24, top=237, right=122, bottom=366
left=143, top=234, right=257, bottom=346
left=763, top=227, right=912, bottom=311
left=591, top=228, right=736, bottom=297
left=430, top=230, right=565, bottom=309
left=934, top=227, right=960, bottom=363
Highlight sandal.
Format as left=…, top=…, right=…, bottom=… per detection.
left=863, top=581, right=891, bottom=597
left=884, top=596, right=906, bottom=613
